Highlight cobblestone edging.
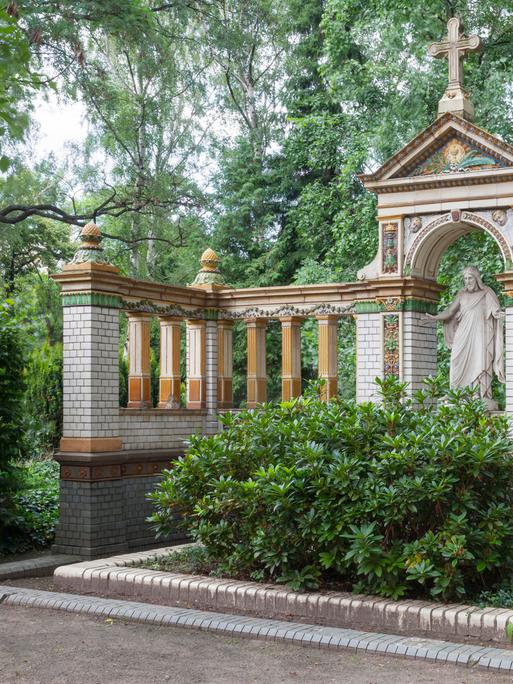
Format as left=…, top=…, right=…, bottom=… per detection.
left=53, top=547, right=513, bottom=646
left=2, top=585, right=513, bottom=672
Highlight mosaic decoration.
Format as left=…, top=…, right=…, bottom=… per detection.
left=383, top=314, right=400, bottom=378
left=382, top=222, right=399, bottom=273
left=411, top=137, right=502, bottom=176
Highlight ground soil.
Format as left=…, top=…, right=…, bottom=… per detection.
left=2, top=603, right=512, bottom=684
left=0, top=549, right=51, bottom=563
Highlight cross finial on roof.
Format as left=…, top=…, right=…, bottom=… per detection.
left=428, top=17, right=481, bottom=121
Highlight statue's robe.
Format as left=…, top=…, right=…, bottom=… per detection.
left=444, top=286, right=505, bottom=397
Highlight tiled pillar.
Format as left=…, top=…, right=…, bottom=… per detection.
left=317, top=315, right=338, bottom=401
left=158, top=317, right=181, bottom=408
left=217, top=320, right=233, bottom=409
left=186, top=319, right=206, bottom=409
left=280, top=316, right=302, bottom=401
left=60, top=297, right=121, bottom=452
left=246, top=318, right=267, bottom=407
left=505, top=307, right=513, bottom=415
left=127, top=312, right=152, bottom=409
left=402, top=310, right=437, bottom=396
left=355, top=312, right=382, bottom=402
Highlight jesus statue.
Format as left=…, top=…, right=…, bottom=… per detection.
left=425, top=266, right=505, bottom=409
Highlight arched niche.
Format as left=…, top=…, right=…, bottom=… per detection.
left=405, top=211, right=512, bottom=281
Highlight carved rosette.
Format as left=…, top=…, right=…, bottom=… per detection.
left=383, top=314, right=400, bottom=378
left=382, top=222, right=399, bottom=274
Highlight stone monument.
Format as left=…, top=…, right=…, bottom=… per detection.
left=425, top=266, right=505, bottom=408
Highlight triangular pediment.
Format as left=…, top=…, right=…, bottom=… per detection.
left=359, top=113, right=513, bottom=191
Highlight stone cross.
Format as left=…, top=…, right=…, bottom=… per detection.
left=428, top=17, right=481, bottom=121
left=428, top=17, right=481, bottom=89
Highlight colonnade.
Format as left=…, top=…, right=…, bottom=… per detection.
left=125, top=312, right=341, bottom=409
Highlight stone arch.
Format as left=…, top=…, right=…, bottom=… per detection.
left=405, top=211, right=512, bottom=280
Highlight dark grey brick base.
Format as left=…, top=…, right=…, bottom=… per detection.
left=53, top=475, right=186, bottom=558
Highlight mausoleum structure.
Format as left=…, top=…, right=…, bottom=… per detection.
left=53, top=18, right=513, bottom=558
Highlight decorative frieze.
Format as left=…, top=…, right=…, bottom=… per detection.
left=221, top=302, right=353, bottom=320
left=60, top=460, right=171, bottom=482
left=61, top=292, right=122, bottom=308
left=355, top=299, right=437, bottom=314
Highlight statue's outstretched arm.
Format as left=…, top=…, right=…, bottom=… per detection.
left=425, top=297, right=460, bottom=322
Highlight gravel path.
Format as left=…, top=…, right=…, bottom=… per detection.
left=1, top=603, right=511, bottom=684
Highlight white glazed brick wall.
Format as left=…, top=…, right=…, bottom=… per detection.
left=119, top=412, right=206, bottom=450
left=505, top=307, right=513, bottom=416
left=62, top=306, right=119, bottom=438
left=402, top=312, right=437, bottom=395
left=356, top=313, right=382, bottom=402
left=205, top=320, right=221, bottom=434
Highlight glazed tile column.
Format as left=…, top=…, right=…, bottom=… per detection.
left=280, top=316, right=302, bottom=401
left=127, top=312, right=152, bottom=408
left=158, top=317, right=181, bottom=408
left=505, top=306, right=513, bottom=415
left=316, top=315, right=339, bottom=401
left=217, top=320, right=233, bottom=409
left=60, top=293, right=122, bottom=452
left=186, top=319, right=206, bottom=409
left=402, top=307, right=437, bottom=397
left=246, top=318, right=267, bottom=407
left=355, top=309, right=382, bottom=402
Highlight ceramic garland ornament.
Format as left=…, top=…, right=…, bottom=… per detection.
left=425, top=266, right=505, bottom=409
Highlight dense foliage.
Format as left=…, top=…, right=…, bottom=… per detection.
left=0, top=299, right=27, bottom=548
left=150, top=379, right=513, bottom=600
left=2, top=1, right=513, bottom=552
left=0, top=459, right=60, bottom=556
left=24, top=341, right=63, bottom=454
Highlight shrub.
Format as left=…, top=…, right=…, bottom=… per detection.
left=0, top=459, right=60, bottom=555
left=24, top=341, right=63, bottom=455
left=0, top=298, right=27, bottom=549
left=150, top=378, right=513, bottom=600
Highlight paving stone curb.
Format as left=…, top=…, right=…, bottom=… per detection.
left=2, top=585, right=513, bottom=672
left=0, top=554, right=82, bottom=581
left=53, top=547, right=513, bottom=646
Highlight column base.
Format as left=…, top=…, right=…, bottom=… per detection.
left=157, top=399, right=181, bottom=409
left=282, top=378, right=301, bottom=401
left=59, top=437, right=123, bottom=453
left=127, top=401, right=152, bottom=409
left=319, top=377, right=338, bottom=401
left=55, top=450, right=187, bottom=559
